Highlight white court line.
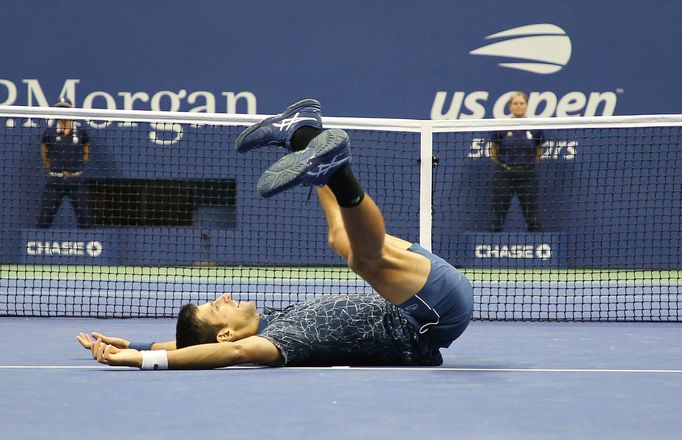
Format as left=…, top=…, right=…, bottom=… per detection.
left=0, top=365, right=681, bottom=373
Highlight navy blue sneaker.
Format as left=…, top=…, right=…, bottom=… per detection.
left=235, top=99, right=322, bottom=152
left=257, top=129, right=351, bottom=198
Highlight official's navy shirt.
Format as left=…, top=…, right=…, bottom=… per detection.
left=257, top=294, right=443, bottom=367
left=41, top=126, right=90, bottom=173
left=490, top=129, right=544, bottom=165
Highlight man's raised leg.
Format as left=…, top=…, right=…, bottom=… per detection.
left=317, top=185, right=411, bottom=259
left=315, top=185, right=431, bottom=306
left=316, top=186, right=351, bottom=260
left=336, top=196, right=431, bottom=306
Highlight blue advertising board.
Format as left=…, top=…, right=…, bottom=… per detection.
left=453, top=232, right=568, bottom=269
left=18, top=229, right=119, bottom=265
left=0, top=0, right=680, bottom=118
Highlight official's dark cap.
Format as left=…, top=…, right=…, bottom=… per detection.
left=53, top=98, right=73, bottom=108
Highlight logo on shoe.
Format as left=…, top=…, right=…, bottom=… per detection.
left=298, top=148, right=317, bottom=163
left=469, top=23, right=572, bottom=74
left=306, top=155, right=351, bottom=178
left=272, top=112, right=318, bottom=132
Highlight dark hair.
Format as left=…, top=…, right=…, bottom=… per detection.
left=175, top=303, right=224, bottom=349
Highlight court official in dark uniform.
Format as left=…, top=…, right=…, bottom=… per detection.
left=37, top=99, right=92, bottom=228
left=489, top=92, right=544, bottom=232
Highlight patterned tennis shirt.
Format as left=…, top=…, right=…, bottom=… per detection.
left=257, top=294, right=443, bottom=367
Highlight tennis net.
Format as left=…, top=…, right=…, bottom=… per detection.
left=0, top=105, right=679, bottom=320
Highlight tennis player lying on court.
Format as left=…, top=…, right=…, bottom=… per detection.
left=77, top=99, right=473, bottom=369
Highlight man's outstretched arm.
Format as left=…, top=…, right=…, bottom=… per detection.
left=77, top=332, right=177, bottom=351
left=90, top=335, right=281, bottom=369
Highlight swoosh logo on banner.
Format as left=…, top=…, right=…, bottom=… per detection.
left=469, top=23, right=572, bottom=74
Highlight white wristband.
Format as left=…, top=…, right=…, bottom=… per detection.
left=140, top=350, right=169, bottom=370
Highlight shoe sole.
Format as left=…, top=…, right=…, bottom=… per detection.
left=235, top=98, right=321, bottom=152
left=257, top=129, right=350, bottom=198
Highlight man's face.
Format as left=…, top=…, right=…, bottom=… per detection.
left=195, top=293, right=258, bottom=335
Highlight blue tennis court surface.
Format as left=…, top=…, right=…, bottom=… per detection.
left=1, top=318, right=680, bottom=439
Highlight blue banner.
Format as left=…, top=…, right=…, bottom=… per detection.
left=0, top=0, right=680, bottom=118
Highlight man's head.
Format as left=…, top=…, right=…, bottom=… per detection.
left=175, top=294, right=259, bottom=349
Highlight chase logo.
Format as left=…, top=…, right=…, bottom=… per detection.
left=469, top=24, right=572, bottom=74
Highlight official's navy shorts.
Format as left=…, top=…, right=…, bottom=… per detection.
left=398, top=244, right=474, bottom=348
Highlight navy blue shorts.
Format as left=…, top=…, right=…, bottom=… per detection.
left=398, top=244, right=474, bottom=347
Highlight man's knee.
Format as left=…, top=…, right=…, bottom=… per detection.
left=327, top=227, right=341, bottom=252
left=327, top=218, right=350, bottom=250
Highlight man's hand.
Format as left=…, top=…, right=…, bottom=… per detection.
left=90, top=338, right=143, bottom=368
left=77, top=332, right=130, bottom=351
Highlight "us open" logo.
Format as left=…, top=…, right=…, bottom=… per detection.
left=469, top=23, right=572, bottom=75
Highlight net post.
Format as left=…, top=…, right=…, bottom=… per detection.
left=419, top=121, right=433, bottom=251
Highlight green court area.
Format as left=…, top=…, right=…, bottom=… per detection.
left=1, top=265, right=680, bottom=284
